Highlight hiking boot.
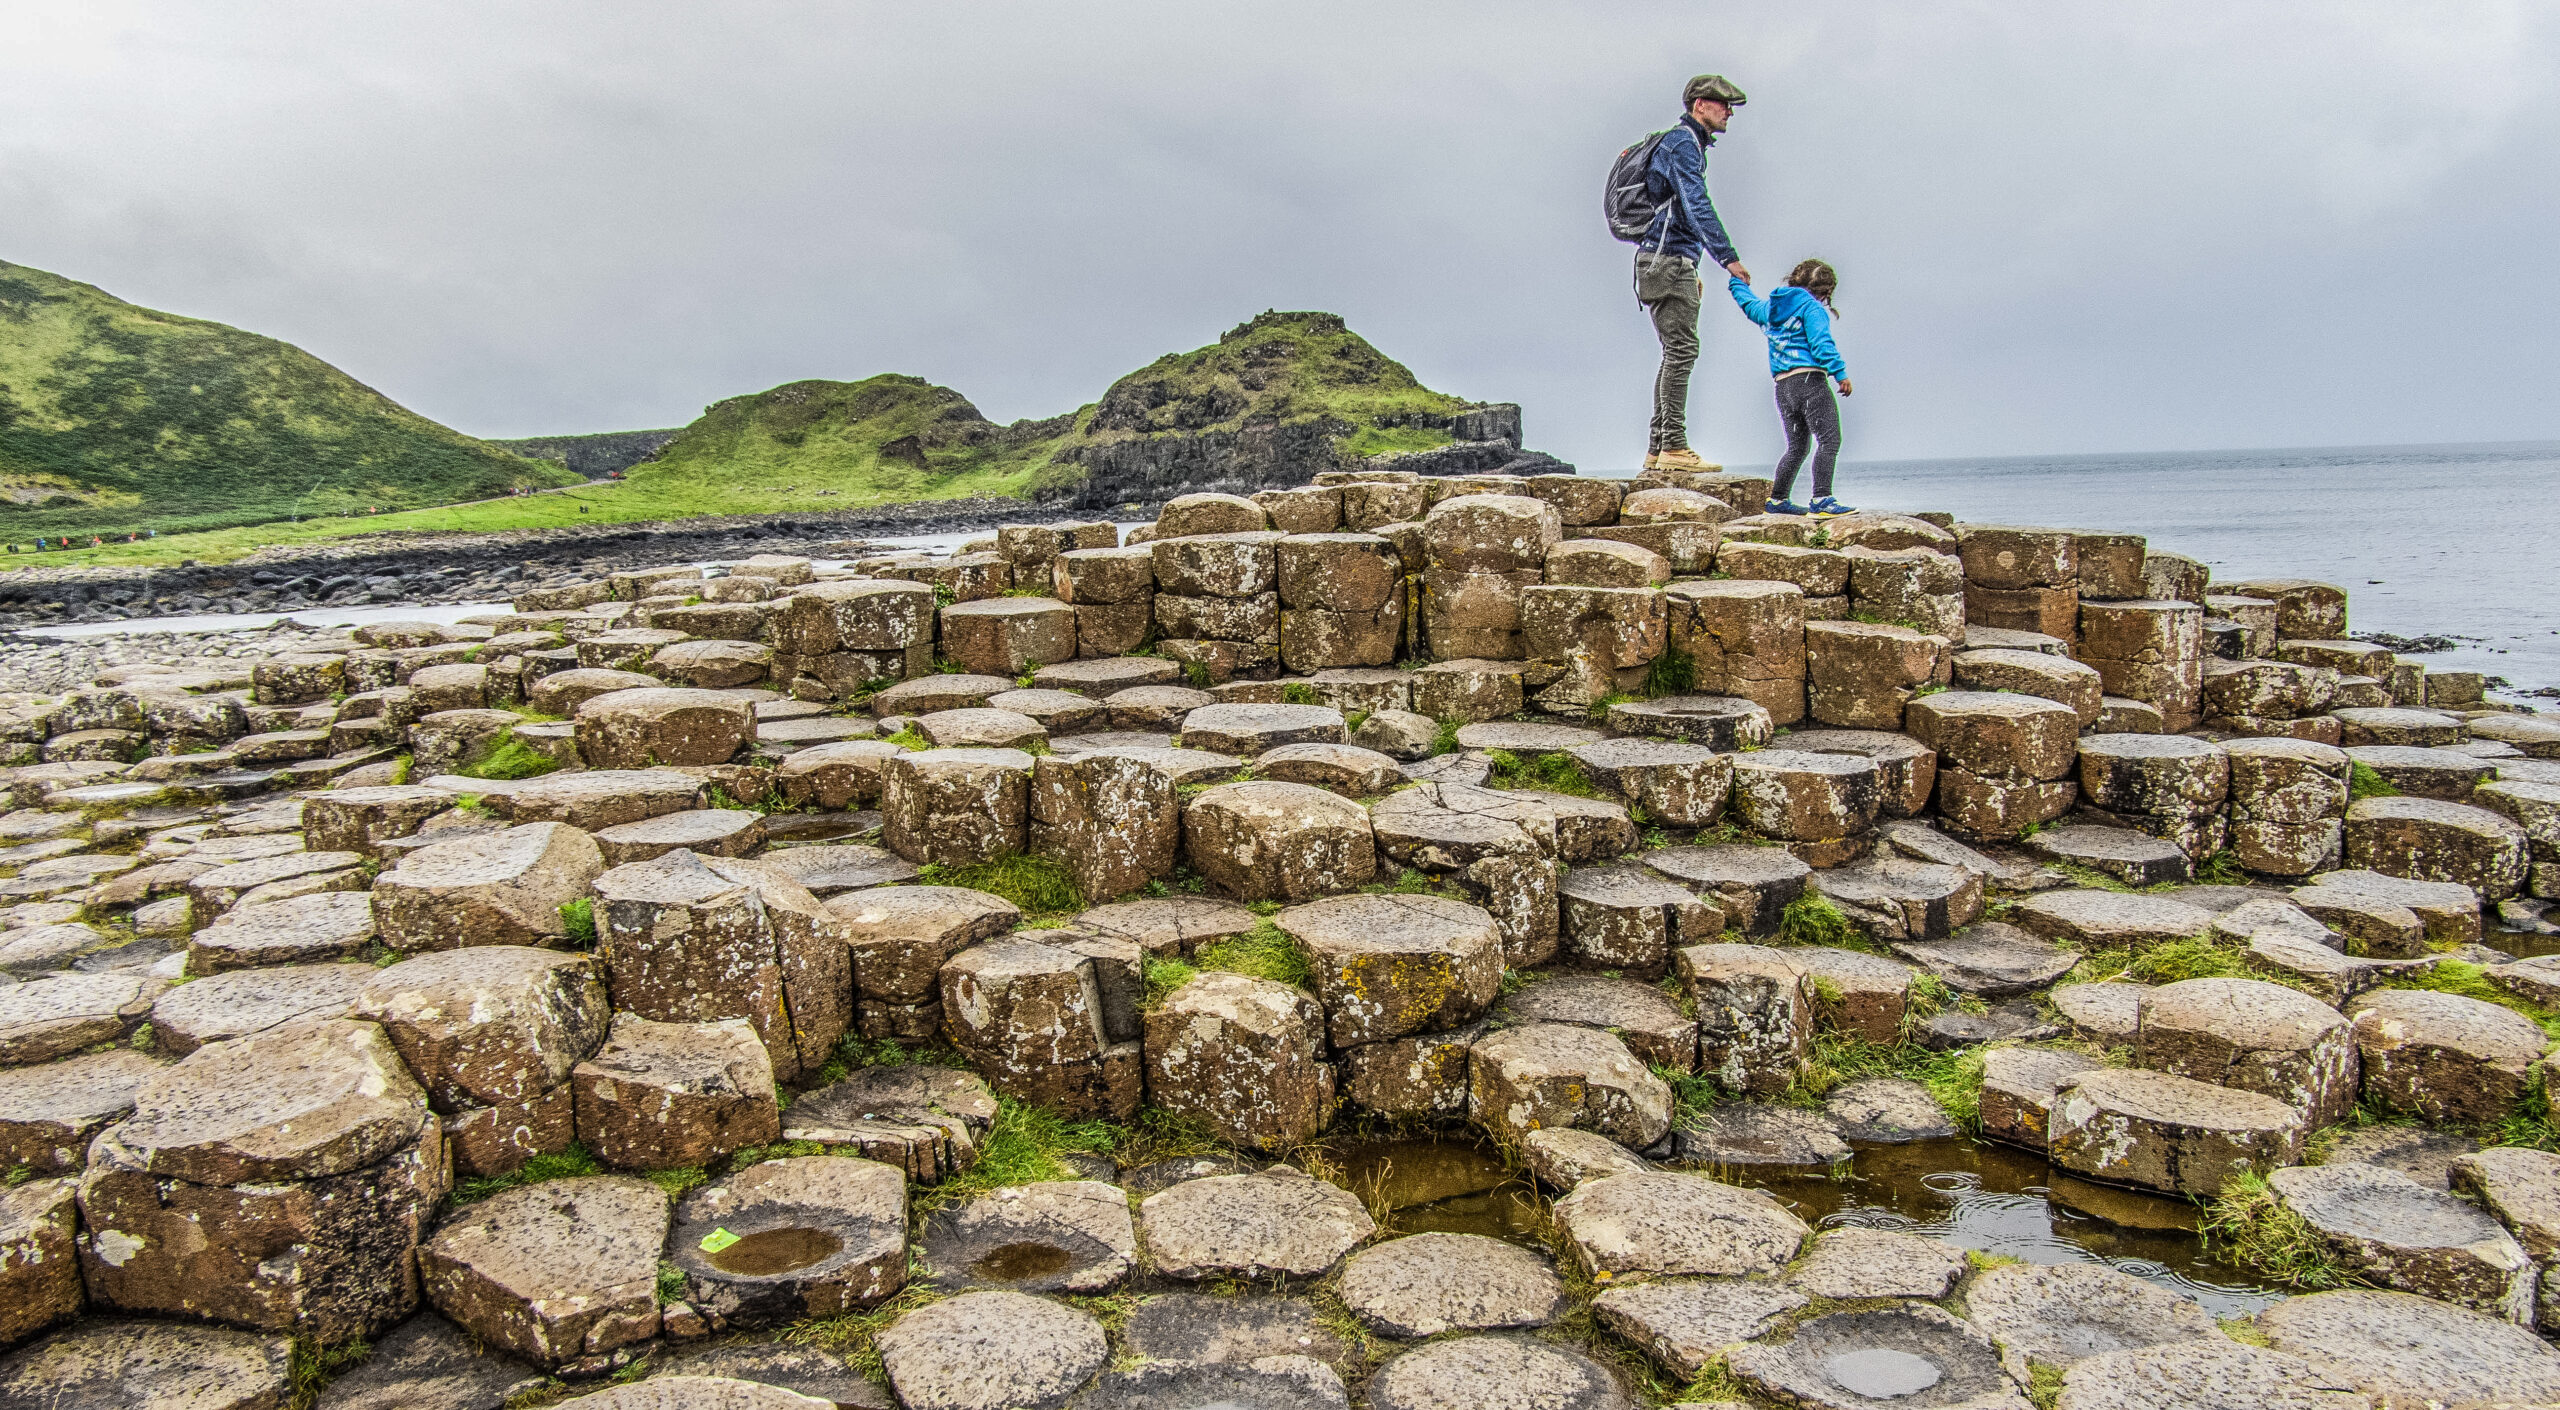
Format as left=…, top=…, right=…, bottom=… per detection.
left=1763, top=498, right=1809, bottom=516
left=1646, top=447, right=1717, bottom=473
left=1809, top=496, right=1858, bottom=518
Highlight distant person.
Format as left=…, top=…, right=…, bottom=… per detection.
left=1607, top=73, right=1749, bottom=473
left=1729, top=259, right=1855, bottom=517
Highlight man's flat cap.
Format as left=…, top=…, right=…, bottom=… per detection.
left=1683, top=73, right=1747, bottom=106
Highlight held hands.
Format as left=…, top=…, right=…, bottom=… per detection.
left=1725, top=261, right=1750, bottom=281
left=1838, top=379, right=1854, bottom=396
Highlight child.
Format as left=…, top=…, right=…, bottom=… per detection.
left=1729, top=259, right=1855, bottom=517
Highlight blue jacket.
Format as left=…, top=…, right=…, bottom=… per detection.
left=1641, top=116, right=1739, bottom=268
left=1728, top=278, right=1847, bottom=380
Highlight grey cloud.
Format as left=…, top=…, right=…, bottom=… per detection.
left=3, top=0, right=2554, bottom=468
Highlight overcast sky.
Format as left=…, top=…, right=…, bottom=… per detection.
left=7, top=2, right=2558, bottom=471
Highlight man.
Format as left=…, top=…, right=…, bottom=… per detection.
left=1636, top=73, right=1749, bottom=472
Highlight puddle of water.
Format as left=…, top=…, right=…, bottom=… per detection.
left=970, top=1241, right=1077, bottom=1282
left=705, top=1226, right=842, bottom=1276
left=1824, top=1347, right=1940, bottom=1398
left=1757, top=1137, right=2284, bottom=1320
left=1331, top=1130, right=2285, bottom=1319
left=1324, top=1136, right=1547, bottom=1245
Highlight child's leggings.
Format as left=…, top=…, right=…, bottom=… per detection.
left=1771, top=371, right=1840, bottom=501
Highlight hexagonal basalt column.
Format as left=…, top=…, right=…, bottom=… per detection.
left=880, top=747, right=1033, bottom=867
left=2045, top=1067, right=2305, bottom=1198
left=353, top=946, right=611, bottom=1178
left=2135, top=978, right=2359, bottom=1126
left=1144, top=972, right=1334, bottom=1152
left=591, top=851, right=852, bottom=1083
left=570, top=1015, right=780, bottom=1170
left=77, top=1019, right=446, bottom=1340
left=372, top=821, right=605, bottom=953
left=1468, top=1022, right=1672, bottom=1150
left=1676, top=943, right=1812, bottom=1098
left=938, top=596, right=1077, bottom=676
left=1182, top=780, right=1376, bottom=902
left=1729, top=749, right=1882, bottom=847
left=1278, top=892, right=1503, bottom=1050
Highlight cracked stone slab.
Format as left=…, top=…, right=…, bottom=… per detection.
left=1592, top=1277, right=1808, bottom=1379
left=1891, top=921, right=2078, bottom=997
left=2256, top=1288, right=2560, bottom=1407
left=1962, top=1260, right=2221, bottom=1379
left=1787, top=1227, right=1967, bottom=1299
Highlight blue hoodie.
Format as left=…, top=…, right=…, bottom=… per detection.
left=1728, top=278, right=1847, bottom=381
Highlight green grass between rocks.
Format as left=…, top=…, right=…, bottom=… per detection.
left=915, top=854, right=1085, bottom=920
left=1483, top=748, right=1605, bottom=799
left=2201, top=1171, right=2362, bottom=1290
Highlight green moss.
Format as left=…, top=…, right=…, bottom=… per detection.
left=1183, top=662, right=1213, bottom=690
left=1142, top=955, right=1200, bottom=1010
left=557, top=897, right=596, bottom=948
left=1429, top=715, right=1464, bottom=757
left=450, top=1144, right=604, bottom=1205
left=880, top=724, right=929, bottom=750
left=2196, top=848, right=2248, bottom=886
left=2348, top=761, right=2400, bottom=801
left=644, top=1166, right=708, bottom=1200
left=2202, top=1170, right=2363, bottom=1289
left=655, top=1260, right=687, bottom=1305
left=456, top=732, right=561, bottom=781
left=1344, top=709, right=1370, bottom=735
left=287, top=1335, right=373, bottom=1410
left=916, top=854, right=1085, bottom=919
left=2026, top=1362, right=2066, bottom=1410
left=1280, top=682, right=1320, bottom=706
left=916, top=1096, right=1120, bottom=1213
left=1787, top=1034, right=1988, bottom=1130
left=1195, top=919, right=1312, bottom=989
left=2387, top=959, right=2560, bottom=1040
left=1643, top=644, right=1695, bottom=697
left=1778, top=892, right=1858, bottom=950
left=1483, top=748, right=1604, bottom=799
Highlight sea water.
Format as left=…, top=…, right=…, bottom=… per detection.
left=1616, top=439, right=2560, bottom=697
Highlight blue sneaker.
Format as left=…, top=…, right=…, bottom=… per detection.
left=1763, top=498, right=1809, bottom=516
left=1809, top=496, right=1858, bottom=518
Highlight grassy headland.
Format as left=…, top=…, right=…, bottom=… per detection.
left=2, top=297, right=1484, bottom=571
left=0, top=259, right=581, bottom=542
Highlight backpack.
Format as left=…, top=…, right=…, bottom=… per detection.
left=1604, top=129, right=1675, bottom=243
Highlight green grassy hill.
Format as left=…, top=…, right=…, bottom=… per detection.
left=0, top=259, right=580, bottom=540
left=12, top=307, right=1490, bottom=570
left=1079, top=309, right=1473, bottom=460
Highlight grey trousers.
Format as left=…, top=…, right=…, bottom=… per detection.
left=1635, top=251, right=1702, bottom=452
left=1772, top=371, right=1841, bottom=501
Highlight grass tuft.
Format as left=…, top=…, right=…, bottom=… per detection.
left=1280, top=682, right=1320, bottom=706
left=1644, top=644, right=1695, bottom=697
left=644, top=1165, right=708, bottom=1200
left=1778, top=892, right=1857, bottom=950
left=916, top=853, right=1085, bottom=919
left=1785, top=1033, right=1987, bottom=1130
left=2347, top=761, right=2399, bottom=800
left=456, top=732, right=562, bottom=781
left=1483, top=748, right=1604, bottom=799
left=558, top=896, right=596, bottom=948
left=451, top=1144, right=605, bottom=1205
left=1142, top=955, right=1200, bottom=1010
left=2201, top=1170, right=2362, bottom=1289
left=287, top=1335, right=373, bottom=1410
left=1194, top=919, right=1313, bottom=989
left=1429, top=715, right=1463, bottom=756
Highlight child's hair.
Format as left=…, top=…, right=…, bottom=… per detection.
left=1785, top=258, right=1839, bottom=309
